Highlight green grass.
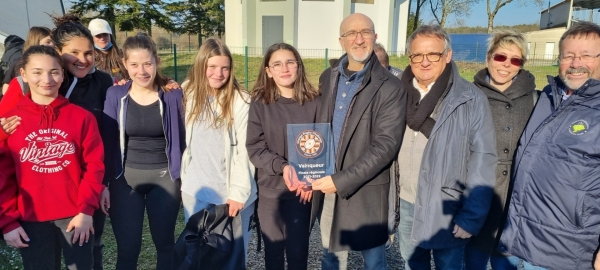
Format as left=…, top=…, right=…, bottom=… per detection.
left=159, top=52, right=556, bottom=91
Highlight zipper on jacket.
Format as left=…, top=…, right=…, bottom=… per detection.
left=158, top=99, right=173, bottom=180
left=117, top=95, right=127, bottom=179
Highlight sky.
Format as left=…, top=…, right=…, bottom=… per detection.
left=419, top=0, right=563, bottom=27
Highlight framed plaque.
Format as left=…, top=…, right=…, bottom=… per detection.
left=287, top=123, right=334, bottom=186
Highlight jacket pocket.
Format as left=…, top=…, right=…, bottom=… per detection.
left=582, top=192, right=600, bottom=228
left=441, top=186, right=463, bottom=215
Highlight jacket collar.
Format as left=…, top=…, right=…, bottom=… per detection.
left=429, top=61, right=477, bottom=136
left=547, top=75, right=600, bottom=99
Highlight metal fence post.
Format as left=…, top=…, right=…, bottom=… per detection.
left=324, top=48, right=329, bottom=70
left=245, top=46, right=249, bottom=90
left=173, top=44, right=178, bottom=82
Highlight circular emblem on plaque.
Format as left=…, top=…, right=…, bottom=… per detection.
left=295, top=130, right=324, bottom=158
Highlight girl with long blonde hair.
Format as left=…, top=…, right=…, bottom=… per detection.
left=180, top=37, right=256, bottom=268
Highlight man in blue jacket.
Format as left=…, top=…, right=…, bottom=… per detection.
left=500, top=21, right=600, bottom=270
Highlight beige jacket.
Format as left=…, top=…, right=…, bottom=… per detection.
left=180, top=88, right=257, bottom=207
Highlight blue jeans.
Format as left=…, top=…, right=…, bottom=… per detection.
left=464, top=244, right=519, bottom=270
left=321, top=244, right=388, bottom=270
left=398, top=199, right=415, bottom=270
left=408, top=245, right=465, bottom=270
left=521, top=260, right=548, bottom=270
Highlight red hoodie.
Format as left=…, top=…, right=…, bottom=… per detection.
left=0, top=77, right=26, bottom=141
left=0, top=94, right=105, bottom=234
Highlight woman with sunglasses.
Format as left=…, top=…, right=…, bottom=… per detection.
left=464, top=30, right=537, bottom=270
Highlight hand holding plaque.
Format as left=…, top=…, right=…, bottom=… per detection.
left=287, top=123, right=334, bottom=186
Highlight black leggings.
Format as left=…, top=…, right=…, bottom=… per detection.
left=20, top=218, right=94, bottom=270
left=109, top=166, right=181, bottom=270
left=92, top=208, right=106, bottom=270
left=257, top=195, right=312, bottom=270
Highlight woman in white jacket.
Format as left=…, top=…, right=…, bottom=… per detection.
left=180, top=37, right=257, bottom=266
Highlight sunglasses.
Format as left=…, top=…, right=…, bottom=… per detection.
left=492, top=54, right=524, bottom=67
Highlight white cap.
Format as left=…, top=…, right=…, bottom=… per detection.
left=88, top=19, right=112, bottom=36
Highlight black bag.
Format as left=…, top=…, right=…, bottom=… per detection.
left=173, top=204, right=236, bottom=270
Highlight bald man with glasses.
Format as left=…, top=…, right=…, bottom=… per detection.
left=396, top=24, right=497, bottom=270
left=310, top=13, right=406, bottom=270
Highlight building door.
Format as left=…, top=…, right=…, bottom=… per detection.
left=545, top=42, right=555, bottom=60
left=262, top=16, right=284, bottom=55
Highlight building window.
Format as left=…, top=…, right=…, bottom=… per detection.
left=352, top=0, right=374, bottom=3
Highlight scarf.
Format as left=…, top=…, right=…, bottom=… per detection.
left=401, top=62, right=453, bottom=138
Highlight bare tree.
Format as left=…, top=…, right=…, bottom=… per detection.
left=410, top=0, right=428, bottom=34
left=487, top=0, right=543, bottom=33
left=429, top=0, right=480, bottom=28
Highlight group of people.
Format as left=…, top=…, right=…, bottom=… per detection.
left=0, top=10, right=599, bottom=270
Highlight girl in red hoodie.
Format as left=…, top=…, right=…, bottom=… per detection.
left=0, top=45, right=105, bottom=270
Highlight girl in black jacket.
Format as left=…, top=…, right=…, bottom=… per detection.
left=246, top=43, right=320, bottom=270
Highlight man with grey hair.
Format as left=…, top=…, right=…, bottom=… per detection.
left=311, top=13, right=406, bottom=270
left=499, top=21, right=600, bottom=270
left=373, top=43, right=403, bottom=78
left=396, top=24, right=496, bottom=269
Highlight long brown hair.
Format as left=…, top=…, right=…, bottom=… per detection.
left=121, top=33, right=169, bottom=90
left=95, top=34, right=127, bottom=80
left=183, top=37, right=245, bottom=129
left=23, top=27, right=52, bottom=51
left=252, top=43, right=318, bottom=104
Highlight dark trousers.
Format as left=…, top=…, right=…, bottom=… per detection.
left=92, top=208, right=106, bottom=270
left=257, top=195, right=311, bottom=270
left=109, top=166, right=181, bottom=270
left=20, top=218, right=93, bottom=270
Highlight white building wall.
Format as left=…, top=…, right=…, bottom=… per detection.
left=395, top=0, right=410, bottom=54
left=297, top=0, right=345, bottom=53
left=254, top=0, right=296, bottom=49
left=540, top=1, right=570, bottom=29
left=225, top=0, right=244, bottom=47
left=354, top=1, right=389, bottom=49
left=227, top=0, right=408, bottom=56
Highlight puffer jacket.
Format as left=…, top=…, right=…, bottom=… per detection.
left=410, top=61, right=497, bottom=249
left=500, top=76, right=600, bottom=270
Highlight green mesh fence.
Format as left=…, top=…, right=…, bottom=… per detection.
left=159, top=45, right=558, bottom=91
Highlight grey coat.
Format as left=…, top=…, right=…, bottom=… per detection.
left=468, top=68, right=537, bottom=254
left=410, top=61, right=497, bottom=249
left=311, top=53, right=407, bottom=252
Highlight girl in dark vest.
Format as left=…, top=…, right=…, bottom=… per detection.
left=246, top=43, right=320, bottom=270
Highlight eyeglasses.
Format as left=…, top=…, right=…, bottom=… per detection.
left=560, top=53, right=600, bottom=64
left=492, top=54, right=524, bottom=67
left=340, top=29, right=375, bottom=41
left=269, top=60, right=299, bottom=72
left=409, top=51, right=445, bottom=63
